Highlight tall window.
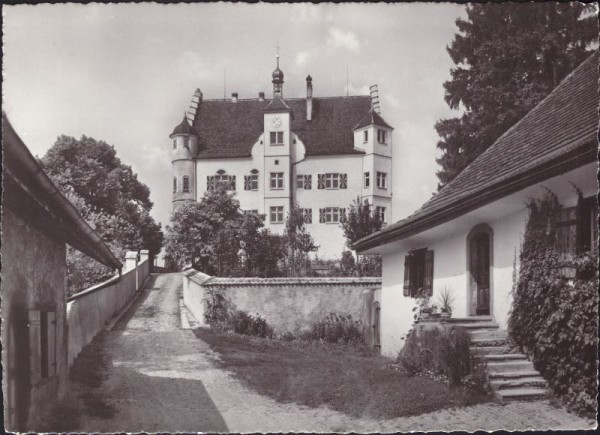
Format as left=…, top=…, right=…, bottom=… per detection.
left=376, top=206, right=386, bottom=223
left=403, top=249, right=434, bottom=298
left=183, top=137, right=190, bottom=148
left=297, top=175, right=304, bottom=188
left=173, top=177, right=177, bottom=193
left=270, top=172, right=284, bottom=189
left=173, top=139, right=177, bottom=149
left=376, top=172, right=387, bottom=189
left=364, top=172, right=370, bottom=188
left=182, top=176, right=190, bottom=193
left=270, top=131, right=284, bottom=145
left=244, top=174, right=259, bottom=191
left=363, top=130, right=368, bottom=142
left=325, top=173, right=339, bottom=189
left=377, top=129, right=387, bottom=144
left=270, top=206, right=284, bottom=223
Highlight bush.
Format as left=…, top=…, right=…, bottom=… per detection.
left=398, top=326, right=476, bottom=388
left=231, top=311, right=274, bottom=338
left=438, top=328, right=471, bottom=386
left=204, top=290, right=274, bottom=338
left=306, top=313, right=364, bottom=344
left=508, top=194, right=598, bottom=416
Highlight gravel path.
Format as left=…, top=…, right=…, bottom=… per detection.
left=73, top=273, right=596, bottom=433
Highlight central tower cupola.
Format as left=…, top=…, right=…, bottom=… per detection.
left=272, top=52, right=284, bottom=98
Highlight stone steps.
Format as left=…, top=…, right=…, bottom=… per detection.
left=494, top=387, right=548, bottom=403
left=450, top=322, right=500, bottom=330
left=490, top=377, right=547, bottom=391
left=482, top=353, right=527, bottom=362
left=469, top=346, right=510, bottom=355
left=465, top=319, right=548, bottom=403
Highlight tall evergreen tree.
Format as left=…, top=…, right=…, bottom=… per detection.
left=436, top=2, right=597, bottom=189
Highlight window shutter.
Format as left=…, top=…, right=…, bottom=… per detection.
left=339, top=173, right=348, bottom=189
left=207, top=176, right=215, bottom=191
left=47, top=312, right=57, bottom=377
left=319, top=208, right=325, bottom=223
left=403, top=256, right=411, bottom=296
left=424, top=250, right=434, bottom=296
left=317, top=174, right=325, bottom=189
left=244, top=175, right=251, bottom=191
left=229, top=175, right=236, bottom=190
left=304, top=175, right=312, bottom=190
left=29, top=310, right=42, bottom=385
left=340, top=208, right=347, bottom=223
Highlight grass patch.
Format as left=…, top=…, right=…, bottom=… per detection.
left=194, top=328, right=489, bottom=419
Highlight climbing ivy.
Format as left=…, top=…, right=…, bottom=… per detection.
left=508, top=194, right=598, bottom=416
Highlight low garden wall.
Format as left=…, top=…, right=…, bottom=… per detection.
left=182, top=268, right=381, bottom=335
left=66, top=250, right=150, bottom=366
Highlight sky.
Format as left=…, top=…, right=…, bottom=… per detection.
left=3, top=2, right=467, bottom=229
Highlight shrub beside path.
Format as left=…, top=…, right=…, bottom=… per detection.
left=70, top=273, right=595, bottom=433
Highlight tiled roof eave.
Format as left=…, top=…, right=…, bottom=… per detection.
left=353, top=140, right=597, bottom=253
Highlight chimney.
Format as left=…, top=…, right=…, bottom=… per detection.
left=258, top=92, right=265, bottom=102
left=306, top=75, right=313, bottom=121
left=231, top=92, right=238, bottom=103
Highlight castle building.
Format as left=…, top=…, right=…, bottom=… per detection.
left=170, top=56, right=394, bottom=258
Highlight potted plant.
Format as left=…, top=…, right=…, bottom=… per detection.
left=415, top=289, right=433, bottom=320
left=438, top=286, right=455, bottom=319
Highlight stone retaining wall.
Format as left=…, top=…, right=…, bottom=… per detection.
left=182, top=268, right=381, bottom=335
left=66, top=251, right=150, bottom=366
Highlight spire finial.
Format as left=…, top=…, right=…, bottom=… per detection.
left=275, top=42, right=280, bottom=67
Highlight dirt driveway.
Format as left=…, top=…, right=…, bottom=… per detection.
left=70, top=273, right=595, bottom=433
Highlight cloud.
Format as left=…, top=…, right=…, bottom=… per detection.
left=327, top=27, right=361, bottom=54
left=385, top=94, right=401, bottom=109
left=176, top=51, right=213, bottom=80
left=346, top=83, right=370, bottom=96
left=295, top=51, right=310, bottom=67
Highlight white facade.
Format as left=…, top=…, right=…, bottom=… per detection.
left=170, top=67, right=394, bottom=259
left=368, top=163, right=596, bottom=356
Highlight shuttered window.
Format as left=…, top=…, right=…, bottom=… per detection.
left=300, top=208, right=312, bottom=224
left=29, top=310, right=57, bottom=385
left=182, top=176, right=190, bottom=193
left=173, top=177, right=177, bottom=193
left=244, top=174, right=258, bottom=191
left=403, top=249, right=434, bottom=297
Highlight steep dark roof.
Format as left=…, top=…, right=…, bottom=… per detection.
left=170, top=115, right=197, bottom=137
left=264, top=94, right=292, bottom=113
left=354, top=108, right=393, bottom=130
left=191, top=95, right=372, bottom=159
left=354, top=51, right=599, bottom=252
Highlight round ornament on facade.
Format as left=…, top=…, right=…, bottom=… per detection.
left=272, top=117, right=282, bottom=127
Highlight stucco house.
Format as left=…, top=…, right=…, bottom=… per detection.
left=170, top=55, right=394, bottom=258
left=354, top=52, right=598, bottom=357
left=1, top=113, right=122, bottom=431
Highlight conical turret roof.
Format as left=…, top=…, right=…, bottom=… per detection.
left=170, top=114, right=197, bottom=137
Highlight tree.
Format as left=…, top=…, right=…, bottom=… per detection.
left=341, top=197, right=384, bottom=277
left=164, top=185, right=282, bottom=276
left=341, top=197, right=384, bottom=247
left=282, top=206, right=317, bottom=276
left=40, top=135, right=164, bottom=295
left=435, top=3, right=597, bottom=189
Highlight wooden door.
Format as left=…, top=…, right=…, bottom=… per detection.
left=470, top=233, right=490, bottom=315
left=373, top=303, right=381, bottom=354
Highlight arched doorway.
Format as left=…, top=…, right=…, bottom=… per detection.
left=467, top=224, right=493, bottom=316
